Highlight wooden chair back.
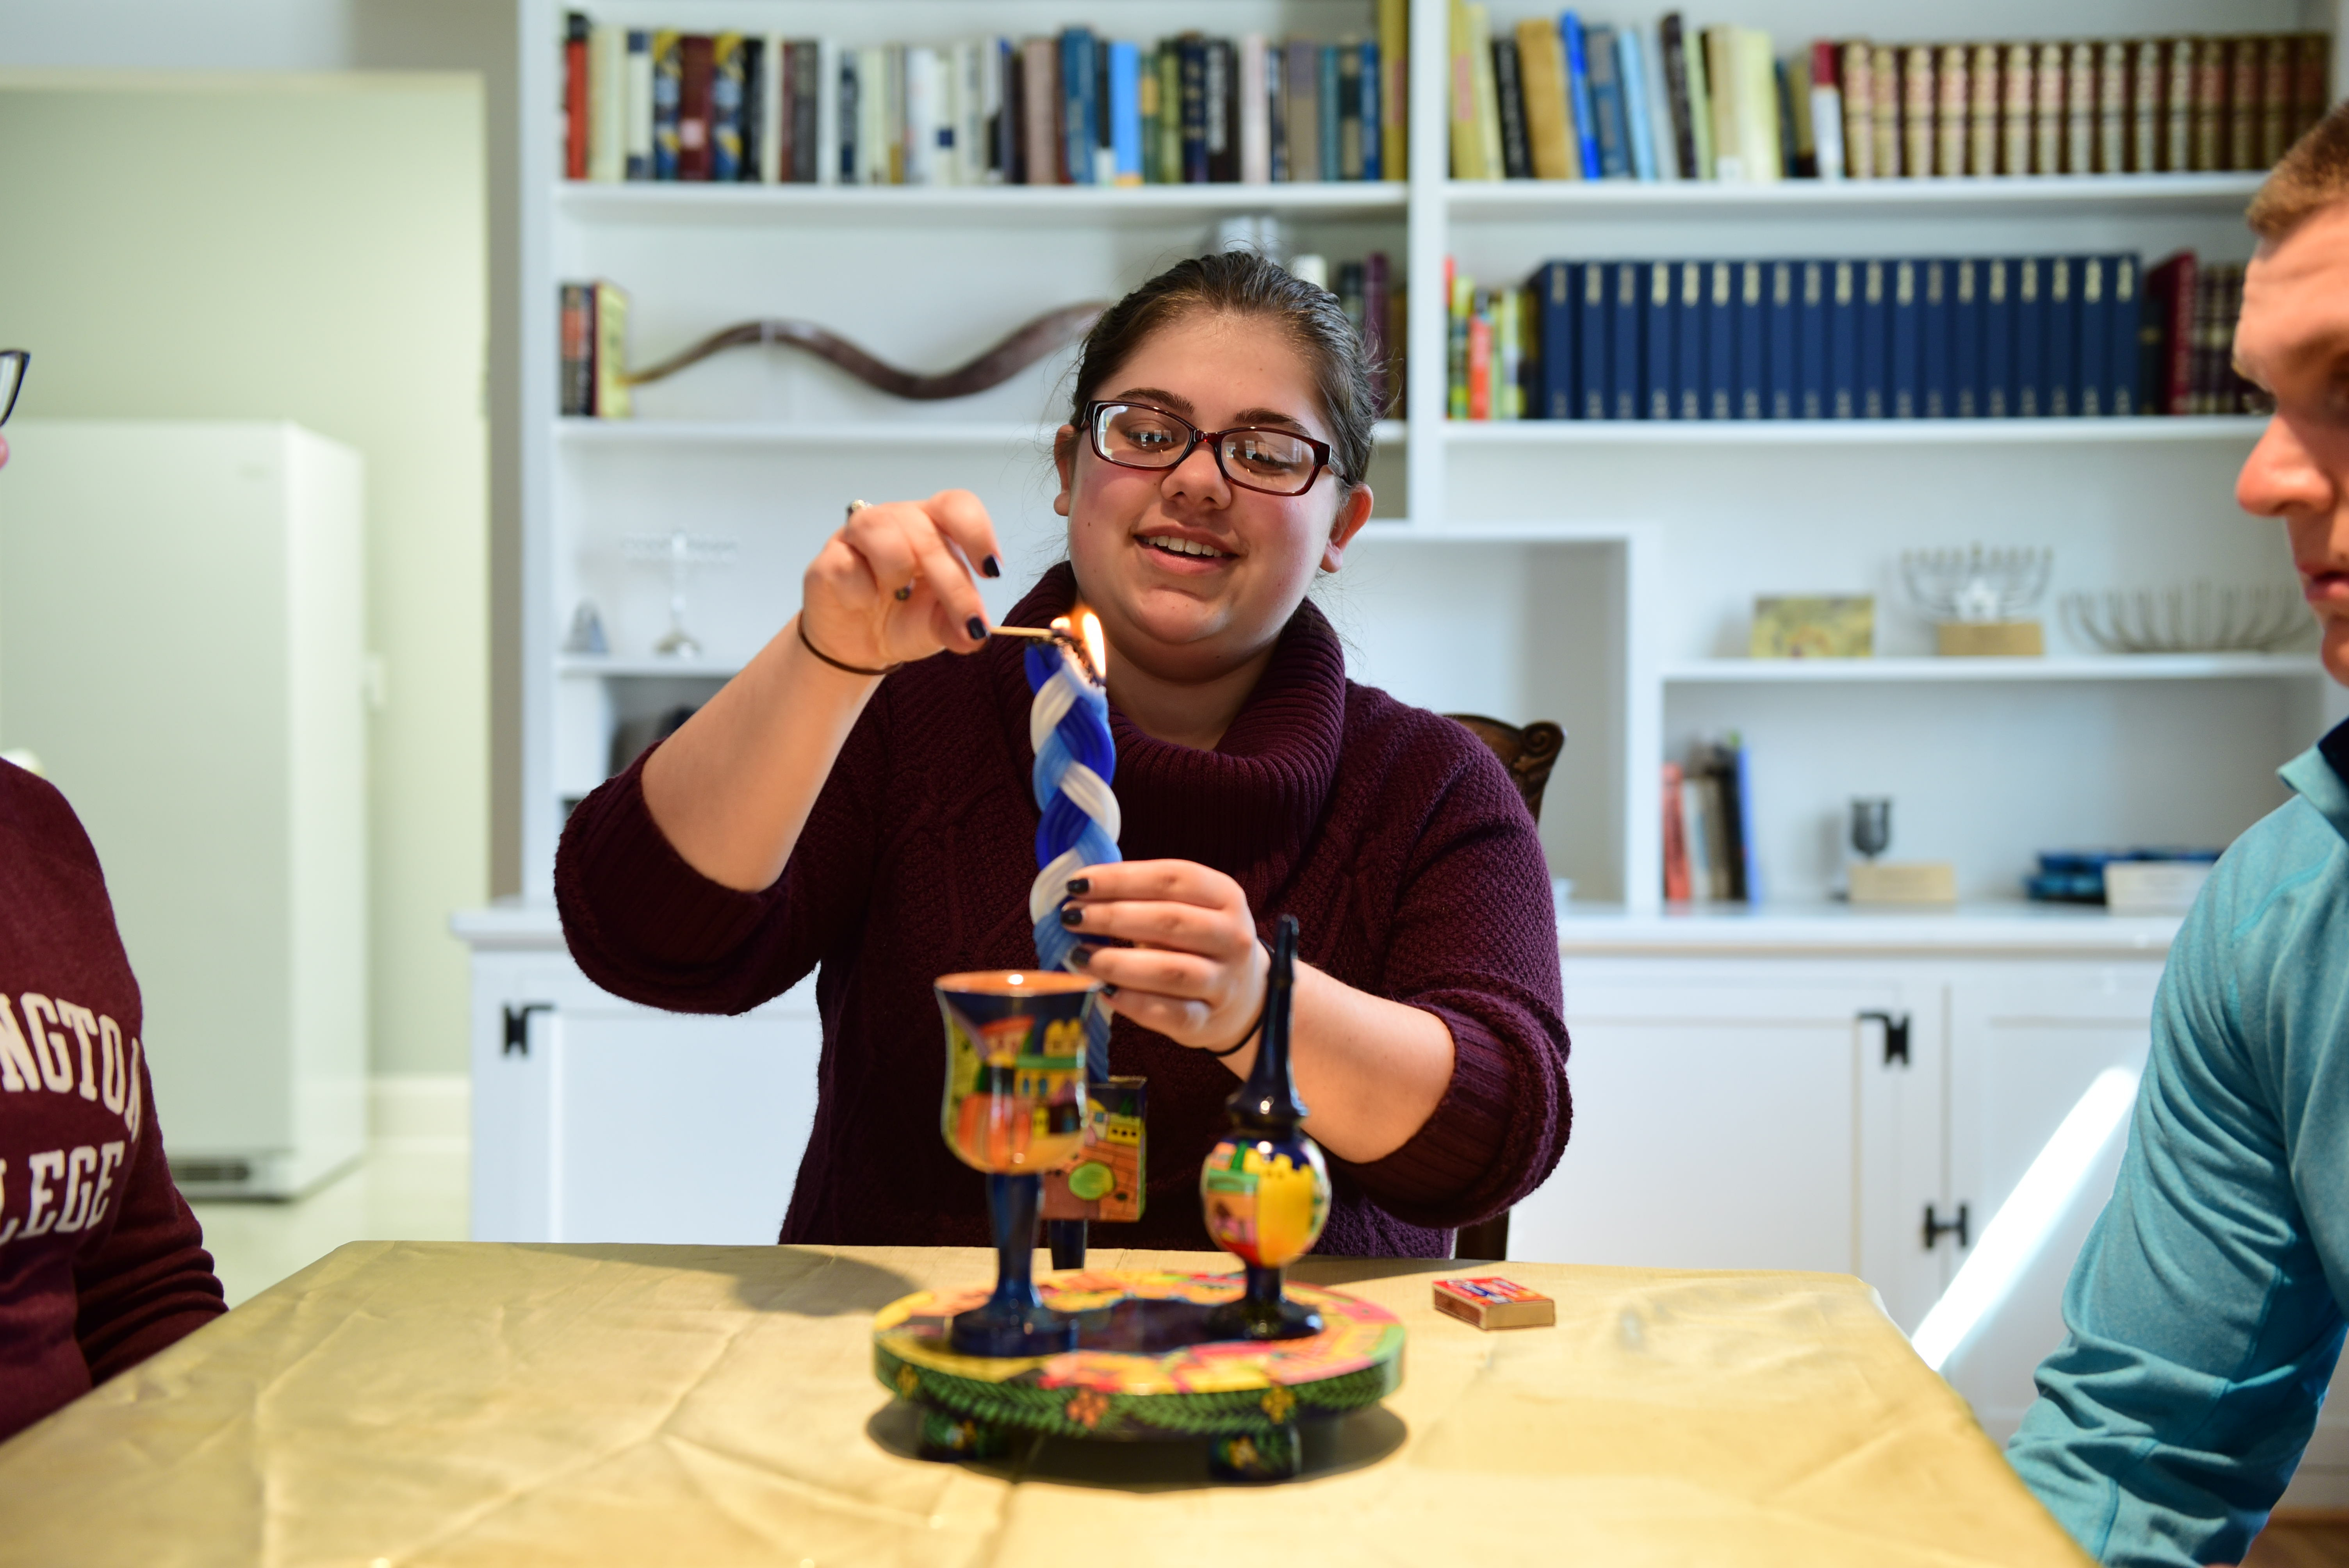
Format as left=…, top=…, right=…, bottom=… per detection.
left=1440, top=713, right=1567, bottom=1264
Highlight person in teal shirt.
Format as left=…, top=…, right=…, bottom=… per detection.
left=2007, top=103, right=2349, bottom=1567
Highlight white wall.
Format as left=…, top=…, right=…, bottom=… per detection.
left=0, top=73, right=488, bottom=1078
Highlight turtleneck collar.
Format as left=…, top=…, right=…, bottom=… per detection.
left=989, top=561, right=1348, bottom=905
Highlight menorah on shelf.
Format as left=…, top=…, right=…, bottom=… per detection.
left=621, top=530, right=740, bottom=659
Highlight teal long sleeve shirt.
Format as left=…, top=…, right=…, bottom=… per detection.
left=2009, top=724, right=2349, bottom=1566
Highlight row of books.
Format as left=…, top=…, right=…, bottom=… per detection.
left=1450, top=3, right=2332, bottom=184
left=1321, top=253, right=1407, bottom=413
left=561, top=9, right=1410, bottom=187
left=1447, top=251, right=2260, bottom=424
left=1662, top=739, right=1757, bottom=904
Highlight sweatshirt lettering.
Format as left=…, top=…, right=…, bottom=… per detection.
left=98, top=1016, right=125, bottom=1114
left=22, top=1151, right=62, bottom=1237
left=18, top=995, right=74, bottom=1094
left=57, top=1001, right=100, bottom=1101
left=0, top=997, right=37, bottom=1092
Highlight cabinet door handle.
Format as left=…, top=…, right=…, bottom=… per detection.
left=503, top=1003, right=553, bottom=1057
left=1923, top=1203, right=1970, bottom=1250
left=1860, top=1010, right=1911, bottom=1066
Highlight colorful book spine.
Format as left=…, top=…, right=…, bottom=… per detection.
left=1618, top=29, right=1659, bottom=182
left=564, top=13, right=590, bottom=180
left=1535, top=261, right=1575, bottom=418
left=2013, top=257, right=2043, bottom=417
left=1611, top=260, right=1641, bottom=420
left=1953, top=258, right=1982, bottom=418
left=1109, top=41, right=1143, bottom=185
left=1588, top=25, right=1631, bottom=179
left=1859, top=258, right=1888, bottom=417
left=1673, top=260, right=1704, bottom=418
left=652, top=31, right=683, bottom=180
left=2076, top=255, right=2108, bottom=416
left=678, top=34, right=714, bottom=180
left=1921, top=258, right=1950, bottom=418
left=1706, top=259, right=1734, bottom=419
left=1646, top=260, right=1675, bottom=418
left=2107, top=252, right=2140, bottom=417
left=708, top=35, right=744, bottom=183
left=1810, top=42, right=1844, bottom=180
left=1560, top=13, right=1602, bottom=179
left=1732, top=260, right=1764, bottom=418
left=1984, top=257, right=2014, bottom=417
left=1579, top=261, right=1609, bottom=419
left=1890, top=259, right=1920, bottom=418
left=1519, top=20, right=1576, bottom=180
left=1798, top=260, right=1828, bottom=418
left=1360, top=40, right=1383, bottom=180
left=1448, top=260, right=1470, bottom=419
left=1318, top=43, right=1342, bottom=179
left=1492, top=36, right=1532, bottom=178
left=1379, top=0, right=1410, bottom=181
left=1659, top=12, right=1699, bottom=179
left=2045, top=255, right=2076, bottom=417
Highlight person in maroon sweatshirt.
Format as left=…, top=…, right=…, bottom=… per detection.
left=0, top=389, right=228, bottom=1442
left=559, top=253, right=1570, bottom=1255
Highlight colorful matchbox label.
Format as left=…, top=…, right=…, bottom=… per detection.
left=1433, top=1276, right=1556, bottom=1329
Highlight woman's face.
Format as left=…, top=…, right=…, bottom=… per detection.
left=1054, top=311, right=1372, bottom=684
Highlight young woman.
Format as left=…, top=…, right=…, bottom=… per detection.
left=0, top=369, right=229, bottom=1442
left=557, top=252, right=1570, bottom=1255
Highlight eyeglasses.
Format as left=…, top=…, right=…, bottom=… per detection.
left=0, top=352, right=25, bottom=428
left=1083, top=400, right=1339, bottom=497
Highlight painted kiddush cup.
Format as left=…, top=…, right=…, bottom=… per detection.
left=936, top=970, right=1096, bottom=1175
left=934, top=970, right=1100, bottom=1356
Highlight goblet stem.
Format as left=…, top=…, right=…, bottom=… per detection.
left=988, top=1173, right=1043, bottom=1308
left=948, top=1174, right=1078, bottom=1357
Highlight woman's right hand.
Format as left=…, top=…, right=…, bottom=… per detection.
left=800, top=489, right=1006, bottom=671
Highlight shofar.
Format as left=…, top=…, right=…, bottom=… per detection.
left=622, top=301, right=1109, bottom=401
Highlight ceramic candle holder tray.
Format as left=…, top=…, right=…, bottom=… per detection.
left=873, top=1268, right=1404, bottom=1481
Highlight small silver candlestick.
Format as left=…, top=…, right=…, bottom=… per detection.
left=622, top=530, right=740, bottom=659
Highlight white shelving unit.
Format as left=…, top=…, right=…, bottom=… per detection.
left=485, top=4, right=2349, bottom=1495
left=511, top=0, right=2340, bottom=915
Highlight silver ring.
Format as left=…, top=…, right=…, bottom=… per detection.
left=845, top=498, right=870, bottom=521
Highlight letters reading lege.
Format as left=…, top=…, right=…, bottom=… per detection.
left=1462, top=252, right=2262, bottom=423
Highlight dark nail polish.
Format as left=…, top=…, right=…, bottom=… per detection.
left=982, top=554, right=1002, bottom=579
left=1066, top=877, right=1090, bottom=895
left=1100, top=984, right=1119, bottom=998
left=1059, top=905, right=1084, bottom=927
left=966, top=615, right=987, bottom=640
left=893, top=584, right=912, bottom=602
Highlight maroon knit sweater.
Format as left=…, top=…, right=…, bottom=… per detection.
left=558, top=566, right=1570, bottom=1256
left=0, top=761, right=226, bottom=1442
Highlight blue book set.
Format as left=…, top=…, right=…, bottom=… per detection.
left=1519, top=253, right=2145, bottom=422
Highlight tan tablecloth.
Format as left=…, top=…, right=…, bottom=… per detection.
left=0, top=1243, right=2087, bottom=1567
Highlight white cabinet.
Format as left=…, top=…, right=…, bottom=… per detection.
left=456, top=907, right=819, bottom=1244
left=1517, top=964, right=1944, bottom=1328
left=1, top=422, right=368, bottom=1199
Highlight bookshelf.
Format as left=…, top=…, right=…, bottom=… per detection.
left=491, top=2, right=2349, bottom=1484
left=515, top=0, right=2345, bottom=919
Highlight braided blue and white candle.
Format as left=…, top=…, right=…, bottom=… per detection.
left=1025, top=629, right=1119, bottom=1079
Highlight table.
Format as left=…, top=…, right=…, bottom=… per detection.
left=0, top=1243, right=2089, bottom=1567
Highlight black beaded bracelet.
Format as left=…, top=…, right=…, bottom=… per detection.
left=797, top=614, right=900, bottom=678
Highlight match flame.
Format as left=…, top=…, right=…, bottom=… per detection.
left=1080, top=611, right=1109, bottom=684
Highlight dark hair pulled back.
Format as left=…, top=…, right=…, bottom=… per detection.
left=1068, top=249, right=1379, bottom=492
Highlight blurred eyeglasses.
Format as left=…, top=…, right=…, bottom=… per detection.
left=0, top=352, right=26, bottom=428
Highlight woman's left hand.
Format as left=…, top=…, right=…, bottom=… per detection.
left=1059, top=861, right=1268, bottom=1052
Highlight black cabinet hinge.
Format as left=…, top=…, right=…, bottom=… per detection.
left=1924, top=1203, right=1970, bottom=1250
left=503, top=1003, right=553, bottom=1057
left=1861, top=1010, right=1911, bottom=1066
